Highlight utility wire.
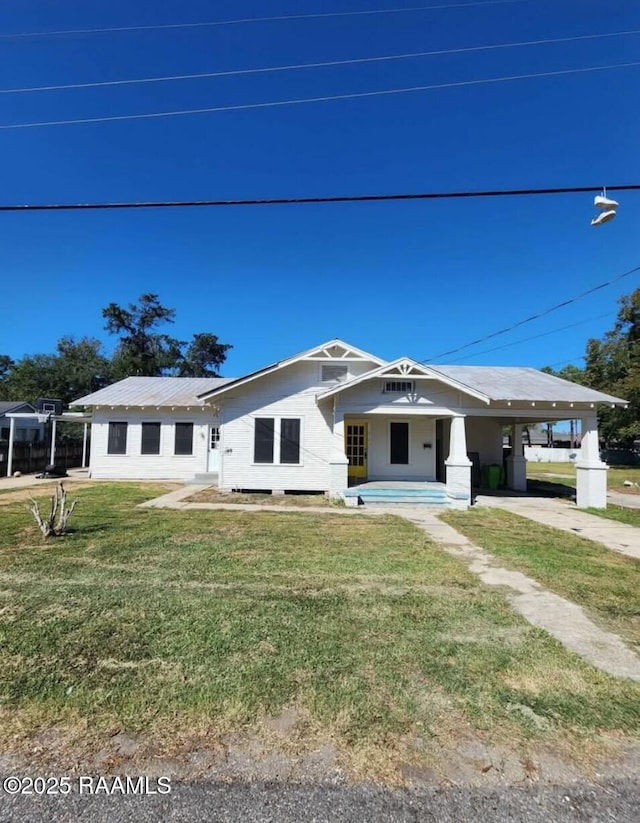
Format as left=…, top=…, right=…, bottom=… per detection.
left=4, top=28, right=637, bottom=95
left=1, top=184, right=639, bottom=212
left=0, top=0, right=537, bottom=40
left=437, top=312, right=614, bottom=363
left=424, top=265, right=640, bottom=362
left=2, top=60, right=639, bottom=130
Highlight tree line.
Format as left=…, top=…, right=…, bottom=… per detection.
left=0, top=294, right=232, bottom=407
left=542, top=287, right=639, bottom=448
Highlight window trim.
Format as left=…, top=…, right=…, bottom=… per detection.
left=140, top=421, right=162, bottom=455
left=174, top=421, right=195, bottom=456
left=389, top=420, right=410, bottom=465
left=252, top=416, right=303, bottom=466
left=107, top=421, right=128, bottom=455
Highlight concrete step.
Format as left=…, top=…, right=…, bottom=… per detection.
left=344, top=487, right=450, bottom=506
left=187, top=473, right=218, bottom=485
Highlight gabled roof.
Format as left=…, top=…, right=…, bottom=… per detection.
left=197, top=339, right=386, bottom=400
left=429, top=365, right=627, bottom=405
left=0, top=401, right=35, bottom=416
left=70, top=376, right=234, bottom=408
left=316, top=357, right=492, bottom=403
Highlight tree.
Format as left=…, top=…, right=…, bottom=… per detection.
left=104, top=294, right=231, bottom=378
left=4, top=337, right=111, bottom=407
left=583, top=288, right=640, bottom=447
left=103, top=293, right=184, bottom=378
left=541, top=363, right=586, bottom=385
left=178, top=333, right=232, bottom=377
left=0, top=355, right=14, bottom=400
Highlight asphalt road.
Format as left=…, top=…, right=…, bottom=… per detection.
left=1, top=779, right=639, bottom=822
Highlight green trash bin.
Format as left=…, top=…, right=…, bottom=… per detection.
left=483, top=464, right=504, bottom=490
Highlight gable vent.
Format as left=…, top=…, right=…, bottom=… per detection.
left=321, top=365, right=348, bottom=383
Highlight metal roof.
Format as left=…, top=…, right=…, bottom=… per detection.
left=0, top=401, right=35, bottom=415
left=429, top=365, right=627, bottom=404
left=70, top=376, right=234, bottom=407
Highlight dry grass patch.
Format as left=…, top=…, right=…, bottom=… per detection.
left=187, top=488, right=339, bottom=507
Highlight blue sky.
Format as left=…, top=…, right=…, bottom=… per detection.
left=1, top=0, right=638, bottom=377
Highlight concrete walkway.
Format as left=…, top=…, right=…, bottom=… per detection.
left=138, top=486, right=640, bottom=682
left=475, top=495, right=640, bottom=560
left=391, top=509, right=640, bottom=683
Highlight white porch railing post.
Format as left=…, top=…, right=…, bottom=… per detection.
left=576, top=414, right=608, bottom=508
left=7, top=416, right=16, bottom=477
left=506, top=422, right=527, bottom=491
left=82, top=422, right=88, bottom=468
left=445, top=414, right=472, bottom=508
left=50, top=418, right=57, bottom=466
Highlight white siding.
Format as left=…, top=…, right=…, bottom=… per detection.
left=89, top=409, right=214, bottom=480
left=335, top=378, right=462, bottom=415
left=218, top=361, right=345, bottom=492
left=364, top=416, right=436, bottom=480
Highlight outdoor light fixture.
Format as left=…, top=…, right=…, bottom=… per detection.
left=591, top=188, right=619, bottom=226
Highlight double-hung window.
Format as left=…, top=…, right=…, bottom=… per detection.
left=107, top=422, right=128, bottom=455
left=174, top=422, right=194, bottom=455
left=254, top=417, right=301, bottom=464
left=141, top=422, right=161, bottom=455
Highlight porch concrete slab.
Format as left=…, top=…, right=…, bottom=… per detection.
left=389, top=509, right=640, bottom=683
left=475, top=496, right=640, bottom=560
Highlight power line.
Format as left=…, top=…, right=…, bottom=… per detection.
left=2, top=60, right=639, bottom=130
left=437, top=312, right=614, bottom=363
left=0, top=0, right=537, bottom=40
left=542, top=355, right=586, bottom=369
left=423, top=265, right=640, bottom=362
left=5, top=28, right=637, bottom=95
left=1, top=184, right=639, bottom=213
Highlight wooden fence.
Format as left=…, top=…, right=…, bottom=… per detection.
left=0, top=441, right=87, bottom=477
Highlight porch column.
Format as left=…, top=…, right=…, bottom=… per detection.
left=50, top=418, right=57, bottom=466
left=6, top=415, right=16, bottom=477
left=329, top=408, right=349, bottom=499
left=81, top=422, right=88, bottom=468
left=506, top=423, right=527, bottom=491
left=576, top=414, right=607, bottom=508
left=445, top=415, right=472, bottom=509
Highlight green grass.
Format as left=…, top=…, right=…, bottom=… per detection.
left=584, top=505, right=640, bottom=528
left=441, top=507, right=640, bottom=653
left=1, top=483, right=640, bottom=777
left=188, top=488, right=341, bottom=506
left=527, top=462, right=640, bottom=494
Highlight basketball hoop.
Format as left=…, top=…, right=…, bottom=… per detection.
left=37, top=413, right=51, bottom=424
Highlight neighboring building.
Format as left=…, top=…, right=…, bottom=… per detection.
left=0, top=402, right=44, bottom=443
left=71, top=339, right=627, bottom=509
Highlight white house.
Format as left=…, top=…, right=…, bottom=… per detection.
left=70, top=339, right=627, bottom=509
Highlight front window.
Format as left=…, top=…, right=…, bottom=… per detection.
left=141, top=422, right=161, bottom=455
left=280, top=418, right=300, bottom=464
left=254, top=418, right=275, bottom=463
left=174, top=422, right=194, bottom=455
left=107, top=422, right=128, bottom=455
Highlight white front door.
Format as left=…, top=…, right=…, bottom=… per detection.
left=208, top=425, right=220, bottom=473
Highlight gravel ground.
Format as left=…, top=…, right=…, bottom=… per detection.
left=1, top=779, right=639, bottom=822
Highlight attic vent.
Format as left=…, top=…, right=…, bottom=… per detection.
left=321, top=365, right=348, bottom=383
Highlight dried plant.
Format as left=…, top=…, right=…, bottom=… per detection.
left=28, top=482, right=79, bottom=538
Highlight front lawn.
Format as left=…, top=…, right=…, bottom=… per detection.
left=1, top=483, right=640, bottom=780
left=441, top=507, right=640, bottom=652
left=527, top=462, right=640, bottom=494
